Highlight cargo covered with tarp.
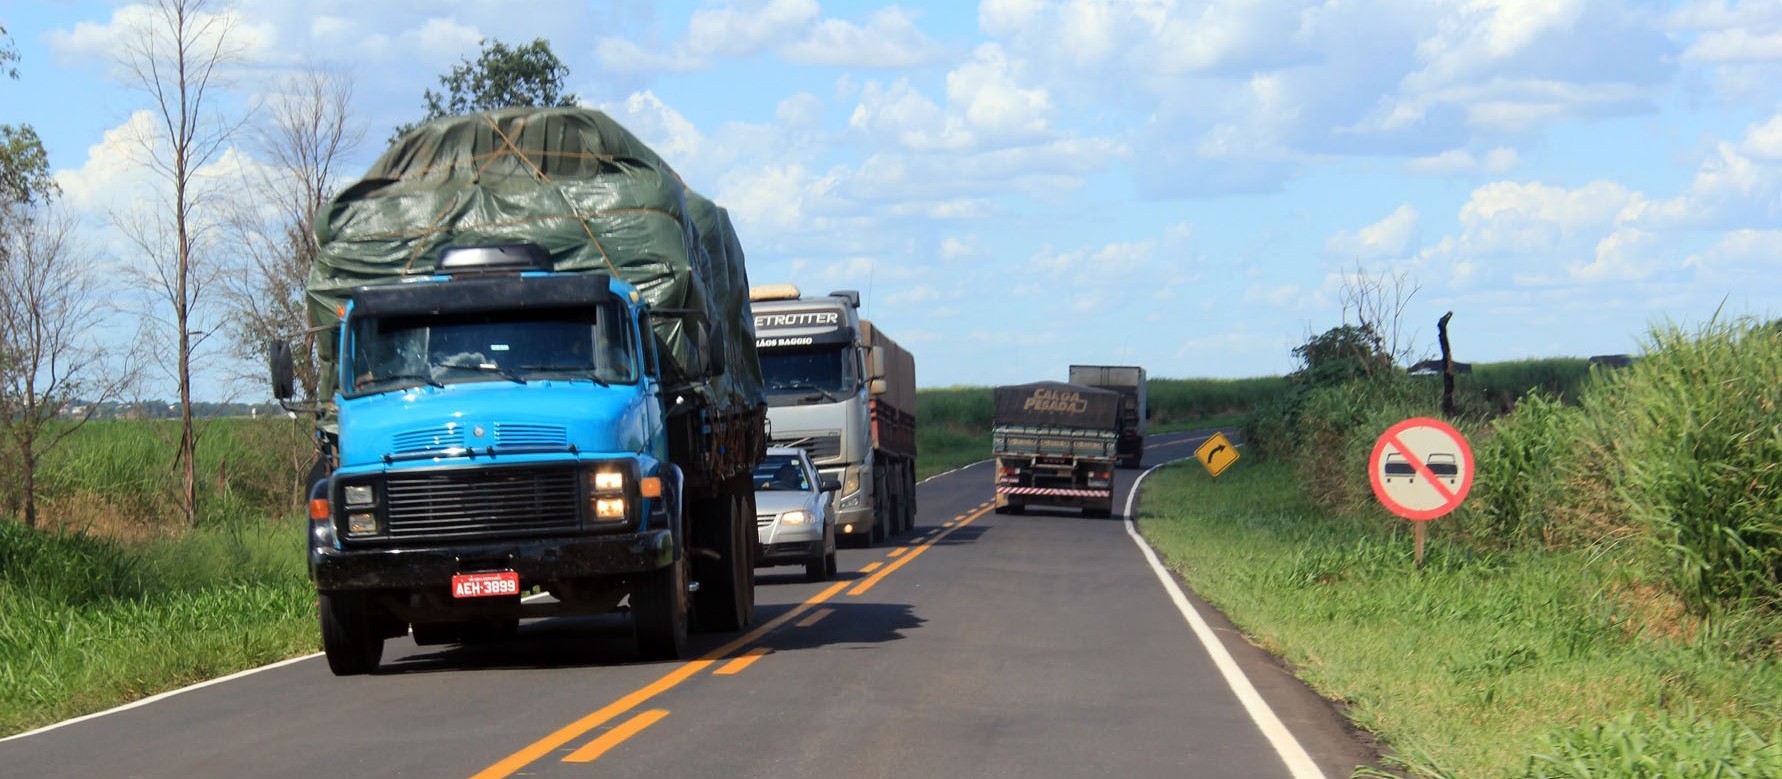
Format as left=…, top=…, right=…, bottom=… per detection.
left=307, top=106, right=763, bottom=413
left=992, top=382, right=1120, bottom=431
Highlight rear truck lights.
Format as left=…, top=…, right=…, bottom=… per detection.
left=779, top=510, right=814, bottom=526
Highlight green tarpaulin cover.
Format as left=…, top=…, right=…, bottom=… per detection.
left=308, top=106, right=764, bottom=412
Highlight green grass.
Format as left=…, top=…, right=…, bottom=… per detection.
left=0, top=516, right=316, bottom=736
left=1138, top=459, right=1782, bottom=778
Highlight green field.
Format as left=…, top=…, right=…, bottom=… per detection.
left=1138, top=459, right=1781, bottom=777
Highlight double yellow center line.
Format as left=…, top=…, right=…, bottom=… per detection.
left=469, top=501, right=995, bottom=778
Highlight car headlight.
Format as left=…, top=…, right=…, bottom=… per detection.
left=779, top=510, right=814, bottom=526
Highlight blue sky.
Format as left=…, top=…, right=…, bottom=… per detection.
left=3, top=1, right=1780, bottom=400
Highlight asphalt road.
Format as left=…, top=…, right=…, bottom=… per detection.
left=0, top=429, right=1378, bottom=778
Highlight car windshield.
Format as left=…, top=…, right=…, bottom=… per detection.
left=753, top=455, right=811, bottom=492
left=347, top=303, right=636, bottom=395
left=759, top=346, right=853, bottom=406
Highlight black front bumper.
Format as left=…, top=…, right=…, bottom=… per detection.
left=310, top=528, right=675, bottom=592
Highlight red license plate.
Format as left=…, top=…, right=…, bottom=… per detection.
left=451, top=570, right=520, bottom=599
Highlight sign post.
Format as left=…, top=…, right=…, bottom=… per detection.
left=1368, top=417, right=1474, bottom=568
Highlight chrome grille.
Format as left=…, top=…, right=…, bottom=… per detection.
left=771, top=433, right=842, bottom=461
left=384, top=467, right=580, bottom=539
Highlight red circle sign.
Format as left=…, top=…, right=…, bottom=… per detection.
left=1368, top=417, right=1474, bottom=521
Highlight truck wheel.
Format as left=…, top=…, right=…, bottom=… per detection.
left=632, top=559, right=688, bottom=661
left=693, top=491, right=753, bottom=633
left=825, top=549, right=837, bottom=576
left=319, top=592, right=383, bottom=676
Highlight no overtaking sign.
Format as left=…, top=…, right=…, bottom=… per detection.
left=1368, top=417, right=1474, bottom=521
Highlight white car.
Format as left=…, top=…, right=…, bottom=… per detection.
left=753, top=446, right=839, bottom=581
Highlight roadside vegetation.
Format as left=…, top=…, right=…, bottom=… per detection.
left=1140, top=315, right=1781, bottom=777
left=0, top=419, right=318, bottom=736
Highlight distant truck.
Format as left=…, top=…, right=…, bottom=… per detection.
left=748, top=285, right=916, bottom=545
left=1067, top=365, right=1147, bottom=468
left=991, top=382, right=1119, bottom=518
left=272, top=108, right=767, bottom=673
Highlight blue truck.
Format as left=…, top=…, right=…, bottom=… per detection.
left=271, top=108, right=766, bottom=673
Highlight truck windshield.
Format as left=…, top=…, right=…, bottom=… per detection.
left=759, top=346, right=854, bottom=406
left=347, top=304, right=636, bottom=395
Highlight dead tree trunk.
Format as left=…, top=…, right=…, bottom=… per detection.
left=1438, top=311, right=1456, bottom=418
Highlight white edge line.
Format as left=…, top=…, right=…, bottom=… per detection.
left=1120, top=448, right=1327, bottom=779
left=0, top=651, right=324, bottom=744
left=919, top=459, right=990, bottom=481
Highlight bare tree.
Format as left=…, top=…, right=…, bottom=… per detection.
left=115, top=0, right=246, bottom=527
left=223, top=67, right=361, bottom=404
left=1338, top=261, right=1421, bottom=367
left=0, top=211, right=133, bottom=528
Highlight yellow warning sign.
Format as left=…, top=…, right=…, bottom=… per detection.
left=1195, top=431, right=1239, bottom=477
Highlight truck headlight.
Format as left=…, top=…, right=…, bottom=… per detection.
left=842, top=467, right=860, bottom=496
left=779, top=510, right=813, bottom=526
left=588, top=464, right=634, bottom=523
left=344, top=484, right=375, bottom=507
left=347, top=512, right=378, bottom=535
left=595, top=497, right=627, bottom=519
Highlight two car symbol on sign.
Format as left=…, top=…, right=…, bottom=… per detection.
left=1381, top=451, right=1460, bottom=486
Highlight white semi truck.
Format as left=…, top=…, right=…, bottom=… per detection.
left=749, top=286, right=916, bottom=545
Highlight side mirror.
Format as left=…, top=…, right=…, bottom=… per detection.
left=819, top=476, right=842, bottom=493
left=269, top=339, right=295, bottom=401
left=868, top=378, right=887, bottom=396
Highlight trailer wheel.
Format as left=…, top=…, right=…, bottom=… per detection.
left=693, top=489, right=754, bottom=632
left=319, top=592, right=383, bottom=676
left=632, top=558, right=688, bottom=660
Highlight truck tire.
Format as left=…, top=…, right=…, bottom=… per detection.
left=693, top=490, right=754, bottom=633
left=905, top=465, right=918, bottom=530
left=319, top=592, right=383, bottom=676
left=632, top=558, right=688, bottom=660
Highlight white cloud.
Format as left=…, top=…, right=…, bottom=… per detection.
left=1326, top=204, right=1420, bottom=259
left=1415, top=179, right=1655, bottom=289
left=1406, top=146, right=1521, bottom=175
left=1741, top=114, right=1782, bottom=159
left=783, top=7, right=946, bottom=68
left=1637, top=141, right=1775, bottom=229
left=596, top=37, right=704, bottom=73
left=1682, top=29, right=1782, bottom=62
left=684, top=0, right=820, bottom=59
left=46, top=3, right=279, bottom=74
left=1682, top=229, right=1782, bottom=276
